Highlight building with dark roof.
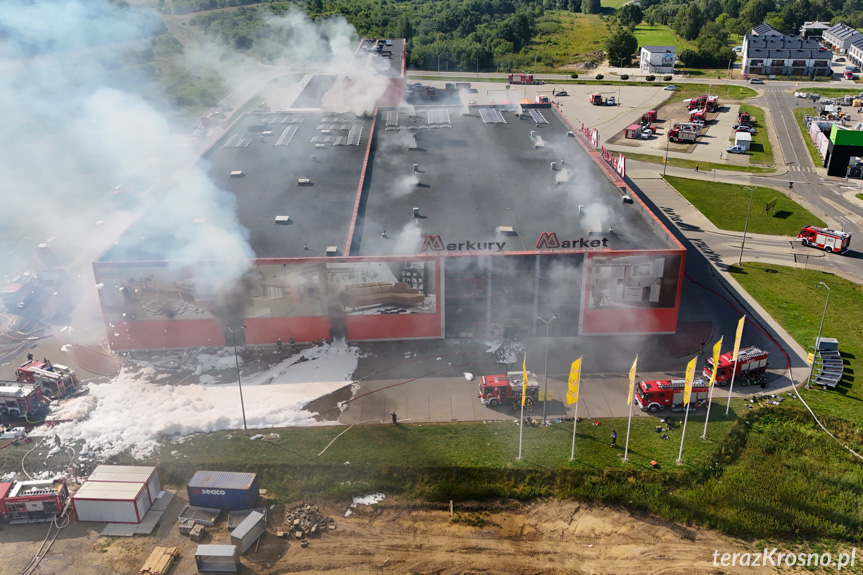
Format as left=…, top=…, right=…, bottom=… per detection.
left=848, top=38, right=863, bottom=69
left=743, top=32, right=832, bottom=77
left=93, top=42, right=685, bottom=350
left=751, top=23, right=782, bottom=37
left=801, top=21, right=831, bottom=40
left=823, top=23, right=863, bottom=54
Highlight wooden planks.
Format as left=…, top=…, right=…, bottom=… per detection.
left=140, top=546, right=178, bottom=575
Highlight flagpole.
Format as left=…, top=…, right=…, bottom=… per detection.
left=702, top=337, right=723, bottom=440
left=724, top=369, right=738, bottom=416
left=701, top=384, right=716, bottom=439
left=677, top=400, right=691, bottom=464
left=623, top=354, right=637, bottom=463
left=517, top=396, right=525, bottom=460
left=570, top=402, right=578, bottom=461
left=566, top=356, right=582, bottom=462
left=623, top=391, right=634, bottom=463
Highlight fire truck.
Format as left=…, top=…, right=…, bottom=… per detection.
left=0, top=383, right=46, bottom=419
left=737, top=111, right=751, bottom=125
left=702, top=346, right=769, bottom=387
left=508, top=73, right=534, bottom=84
left=689, top=109, right=706, bottom=123
left=797, top=225, right=851, bottom=254
left=634, top=379, right=709, bottom=412
left=686, top=95, right=718, bottom=111
left=589, top=92, right=604, bottom=105
left=478, top=371, right=540, bottom=410
left=667, top=127, right=698, bottom=143
left=16, top=360, right=80, bottom=399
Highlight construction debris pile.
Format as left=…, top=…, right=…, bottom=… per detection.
left=283, top=503, right=336, bottom=545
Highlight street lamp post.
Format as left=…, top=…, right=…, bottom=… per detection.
left=226, top=324, right=249, bottom=434
left=537, top=315, right=556, bottom=424
left=437, top=53, right=441, bottom=72
left=805, top=282, right=831, bottom=388
left=738, top=186, right=756, bottom=266
left=663, top=135, right=670, bottom=176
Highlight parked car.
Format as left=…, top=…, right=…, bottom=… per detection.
left=664, top=85, right=678, bottom=91
left=727, top=145, right=747, bottom=154
left=607, top=96, right=616, bottom=106
left=639, top=129, right=653, bottom=139
left=749, top=78, right=764, bottom=84
left=733, top=46, right=743, bottom=53
left=836, top=57, right=846, bottom=63
left=733, top=125, right=756, bottom=133
left=768, top=75, right=776, bottom=80
left=555, top=89, right=568, bottom=96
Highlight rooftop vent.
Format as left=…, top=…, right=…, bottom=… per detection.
left=298, top=178, right=311, bottom=186
left=314, top=143, right=326, bottom=149
left=325, top=246, right=338, bottom=255
left=495, top=226, right=517, bottom=236
left=230, top=170, right=244, bottom=177
left=262, top=131, right=272, bottom=136
left=412, top=207, right=420, bottom=217
left=274, top=216, right=291, bottom=224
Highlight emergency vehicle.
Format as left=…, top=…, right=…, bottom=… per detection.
left=702, top=346, right=768, bottom=387
left=16, top=360, right=80, bottom=399
left=0, top=384, right=45, bottom=419
left=797, top=225, right=851, bottom=254
left=634, top=378, right=709, bottom=412
left=508, top=73, right=534, bottom=84
left=478, top=371, right=540, bottom=410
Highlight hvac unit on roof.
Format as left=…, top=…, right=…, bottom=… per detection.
left=274, top=216, right=291, bottom=224
left=314, top=143, right=326, bottom=149
left=230, top=170, right=244, bottom=177
left=298, top=178, right=311, bottom=185
left=495, top=226, right=517, bottom=236
left=325, top=246, right=338, bottom=255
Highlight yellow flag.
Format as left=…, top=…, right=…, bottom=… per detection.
left=522, top=354, right=529, bottom=407
left=683, top=356, right=697, bottom=405
left=708, top=337, right=723, bottom=387
left=732, top=316, right=745, bottom=362
left=566, top=358, right=581, bottom=405
left=627, top=356, right=637, bottom=406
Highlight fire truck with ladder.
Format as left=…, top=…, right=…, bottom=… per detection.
left=478, top=371, right=540, bottom=410
left=702, top=346, right=769, bottom=387
left=16, top=360, right=80, bottom=399
left=797, top=225, right=851, bottom=254
left=634, top=378, right=709, bottom=412
left=0, top=383, right=46, bottom=419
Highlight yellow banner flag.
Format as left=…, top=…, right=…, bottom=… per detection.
left=566, top=358, right=581, bottom=405
left=522, top=354, right=529, bottom=407
left=732, top=316, right=745, bottom=362
left=683, top=356, right=697, bottom=405
left=708, top=337, right=723, bottom=387
left=627, top=356, right=638, bottom=406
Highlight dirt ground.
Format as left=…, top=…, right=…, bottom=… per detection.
left=1, top=492, right=784, bottom=575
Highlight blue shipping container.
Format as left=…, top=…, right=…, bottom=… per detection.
left=187, top=471, right=260, bottom=510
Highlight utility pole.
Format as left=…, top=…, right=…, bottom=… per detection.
left=738, top=186, right=756, bottom=266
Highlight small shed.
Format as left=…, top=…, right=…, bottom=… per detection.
left=86, top=465, right=162, bottom=504
left=73, top=480, right=152, bottom=523
left=734, top=131, right=752, bottom=151
left=625, top=124, right=643, bottom=139
left=230, top=510, right=266, bottom=554
left=195, top=545, right=240, bottom=573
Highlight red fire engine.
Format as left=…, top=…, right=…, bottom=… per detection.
left=478, top=371, right=540, bottom=410
left=797, top=226, right=851, bottom=254
left=508, top=73, right=534, bottom=84
left=0, top=479, right=69, bottom=522
left=702, top=346, right=768, bottom=387
left=16, top=360, right=79, bottom=399
left=0, top=383, right=45, bottom=419
left=634, top=379, right=709, bottom=412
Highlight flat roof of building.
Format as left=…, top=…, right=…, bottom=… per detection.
left=353, top=105, right=672, bottom=256
left=100, top=98, right=675, bottom=263
left=356, top=38, right=405, bottom=78
left=87, top=465, right=157, bottom=483
left=73, top=480, right=145, bottom=500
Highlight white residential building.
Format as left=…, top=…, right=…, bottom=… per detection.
left=639, top=46, right=676, bottom=75
left=742, top=32, right=832, bottom=77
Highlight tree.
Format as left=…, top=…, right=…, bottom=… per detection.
left=740, top=0, right=776, bottom=30
left=606, top=26, right=637, bottom=65
left=582, top=0, right=601, bottom=15
left=617, top=4, right=644, bottom=28
left=394, top=14, right=414, bottom=40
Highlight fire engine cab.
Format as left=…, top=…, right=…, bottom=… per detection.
left=634, top=379, right=709, bottom=412
left=478, top=371, right=540, bottom=410
left=702, top=346, right=768, bottom=387
left=797, top=225, right=851, bottom=254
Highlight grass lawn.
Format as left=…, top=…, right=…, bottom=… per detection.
left=729, top=263, right=863, bottom=426
left=600, top=0, right=630, bottom=8
left=737, top=104, right=774, bottom=166
left=792, top=107, right=824, bottom=166
left=530, top=12, right=610, bottom=69
left=665, top=83, right=757, bottom=104
left=663, top=176, right=825, bottom=233
left=796, top=87, right=863, bottom=97
left=625, top=152, right=775, bottom=174
left=633, top=25, right=696, bottom=52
